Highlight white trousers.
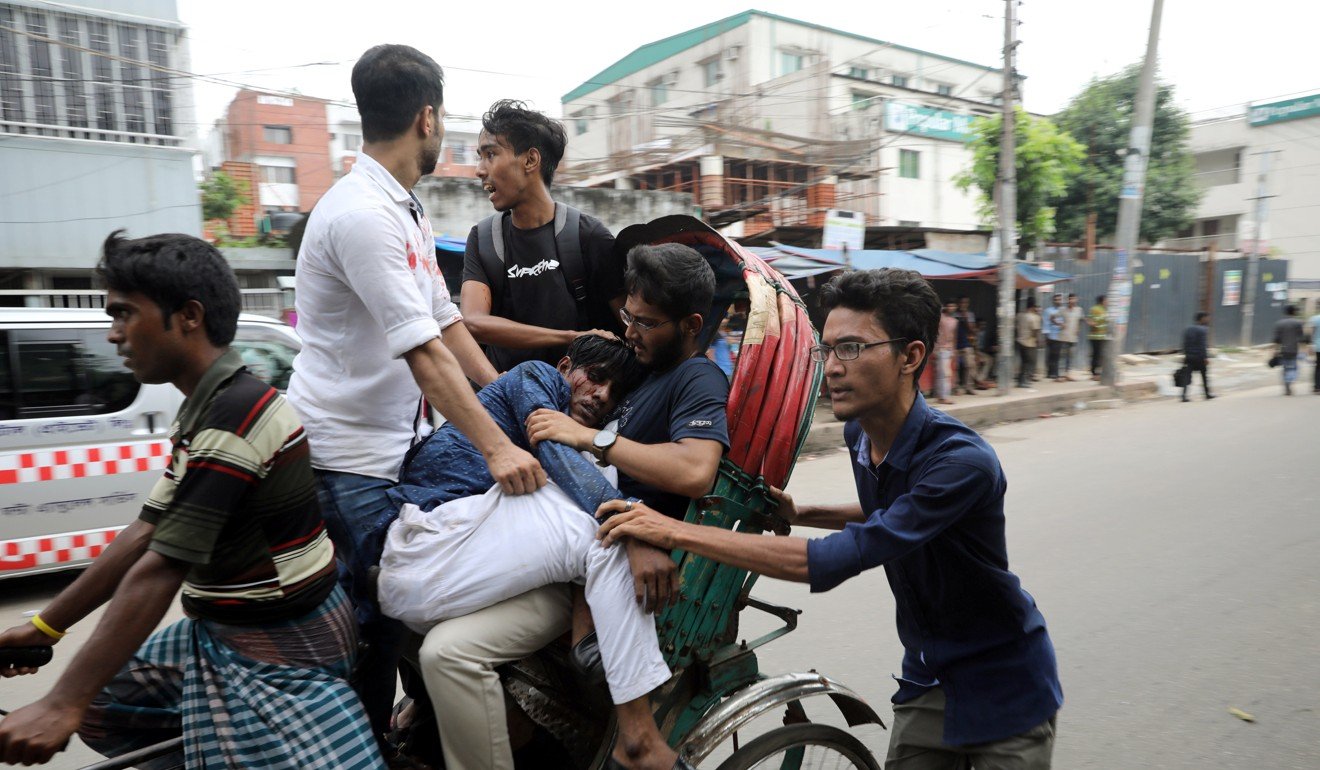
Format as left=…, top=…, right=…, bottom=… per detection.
left=379, top=483, right=671, bottom=706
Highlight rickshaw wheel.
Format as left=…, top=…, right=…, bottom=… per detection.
left=713, top=723, right=880, bottom=770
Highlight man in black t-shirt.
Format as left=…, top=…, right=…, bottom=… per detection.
left=462, top=100, right=624, bottom=370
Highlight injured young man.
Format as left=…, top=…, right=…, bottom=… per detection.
left=378, top=334, right=692, bottom=770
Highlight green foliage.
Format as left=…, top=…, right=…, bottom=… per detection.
left=1053, top=64, right=1202, bottom=243
left=955, top=107, right=1085, bottom=253
left=200, top=171, right=248, bottom=223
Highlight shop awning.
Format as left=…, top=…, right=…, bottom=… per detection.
left=751, top=243, right=1073, bottom=288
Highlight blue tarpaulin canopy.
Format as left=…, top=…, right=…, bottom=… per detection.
left=751, top=243, right=1073, bottom=288
left=435, top=235, right=466, bottom=254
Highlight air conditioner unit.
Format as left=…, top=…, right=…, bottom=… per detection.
left=664, top=71, right=679, bottom=87
left=724, top=46, right=741, bottom=61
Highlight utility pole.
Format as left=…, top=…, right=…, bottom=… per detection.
left=1240, top=150, right=1278, bottom=346
left=995, top=0, right=1019, bottom=396
left=1102, top=0, right=1164, bottom=387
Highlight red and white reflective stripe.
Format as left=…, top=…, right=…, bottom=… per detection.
left=0, top=439, right=171, bottom=486
left=0, top=527, right=124, bottom=572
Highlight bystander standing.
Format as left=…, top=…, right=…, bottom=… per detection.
left=1273, top=305, right=1305, bottom=396
left=1180, top=312, right=1214, bottom=402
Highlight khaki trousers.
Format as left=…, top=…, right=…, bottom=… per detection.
left=416, top=585, right=571, bottom=770
left=885, top=688, right=1056, bottom=770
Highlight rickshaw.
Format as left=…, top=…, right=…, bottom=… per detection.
left=0, top=215, right=886, bottom=769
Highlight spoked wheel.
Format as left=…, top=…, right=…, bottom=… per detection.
left=715, top=723, right=880, bottom=770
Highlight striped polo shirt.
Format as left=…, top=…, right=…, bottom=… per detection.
left=140, top=349, right=336, bottom=624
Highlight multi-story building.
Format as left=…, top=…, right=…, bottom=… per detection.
left=217, top=89, right=332, bottom=215
left=560, top=10, right=1006, bottom=237
left=1178, top=93, right=1320, bottom=281
left=0, top=0, right=199, bottom=298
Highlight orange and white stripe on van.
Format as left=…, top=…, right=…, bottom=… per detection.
left=0, top=527, right=124, bottom=573
left=0, top=439, right=171, bottom=485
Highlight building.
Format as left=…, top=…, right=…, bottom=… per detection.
left=560, top=10, right=1007, bottom=238
left=0, top=0, right=200, bottom=300
left=216, top=89, right=332, bottom=216
left=1178, top=93, right=1320, bottom=281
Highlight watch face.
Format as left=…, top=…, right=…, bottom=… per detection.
left=593, top=430, right=616, bottom=449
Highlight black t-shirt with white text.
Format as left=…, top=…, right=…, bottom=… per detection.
left=615, top=356, right=730, bottom=518
left=463, top=211, right=622, bottom=370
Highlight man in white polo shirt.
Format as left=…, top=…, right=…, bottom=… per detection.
left=288, top=44, right=545, bottom=747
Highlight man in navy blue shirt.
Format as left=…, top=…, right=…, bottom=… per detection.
left=600, top=268, right=1063, bottom=768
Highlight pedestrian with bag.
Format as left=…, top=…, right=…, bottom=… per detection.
left=1273, top=305, right=1305, bottom=396
left=1179, top=312, right=1213, bottom=402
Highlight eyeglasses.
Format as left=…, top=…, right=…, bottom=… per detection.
left=809, top=338, right=908, bottom=363
left=619, top=307, right=673, bottom=333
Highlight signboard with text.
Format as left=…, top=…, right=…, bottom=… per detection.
left=822, top=209, right=866, bottom=251
left=884, top=102, right=975, bottom=142
left=1249, top=94, right=1320, bottom=127
left=1222, top=270, right=1242, bottom=306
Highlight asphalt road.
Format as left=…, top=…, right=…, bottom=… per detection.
left=2, top=382, right=1317, bottom=768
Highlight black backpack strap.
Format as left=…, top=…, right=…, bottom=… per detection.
left=476, top=211, right=509, bottom=315
left=553, top=203, right=590, bottom=329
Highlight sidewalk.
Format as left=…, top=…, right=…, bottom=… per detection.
left=798, top=345, right=1293, bottom=455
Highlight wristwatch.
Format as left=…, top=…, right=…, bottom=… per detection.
left=590, top=429, right=618, bottom=467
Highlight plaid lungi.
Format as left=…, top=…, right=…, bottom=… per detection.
left=78, top=586, right=384, bottom=769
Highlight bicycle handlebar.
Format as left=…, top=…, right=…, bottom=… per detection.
left=0, top=646, right=54, bottom=669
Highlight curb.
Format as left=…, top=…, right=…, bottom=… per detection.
left=800, top=381, right=1159, bottom=455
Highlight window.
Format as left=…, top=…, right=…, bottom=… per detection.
left=847, top=66, right=869, bottom=79
left=898, top=220, right=921, bottom=227
left=891, top=74, right=909, bottom=88
left=260, top=165, right=296, bottom=184
left=899, top=149, right=920, bottom=179
left=647, top=78, right=669, bottom=107
left=0, top=8, right=24, bottom=124
left=145, top=28, right=172, bottom=135
left=779, top=51, right=803, bottom=76
left=231, top=327, right=299, bottom=392
left=0, top=330, right=140, bottom=419
left=118, top=25, right=146, bottom=134
left=701, top=58, right=723, bottom=87
left=342, top=132, right=361, bottom=152
left=447, top=139, right=466, bottom=164
left=24, top=12, right=57, bottom=129
left=264, top=125, right=293, bottom=144
left=57, top=16, right=88, bottom=129
left=572, top=107, right=595, bottom=136
left=851, top=91, right=876, bottom=111
left=935, top=84, right=953, bottom=97
left=87, top=20, right=117, bottom=132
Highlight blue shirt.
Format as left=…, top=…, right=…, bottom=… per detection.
left=1042, top=306, right=1064, bottom=342
left=389, top=361, right=622, bottom=516
left=616, top=356, right=730, bottom=518
left=806, top=394, right=1062, bottom=746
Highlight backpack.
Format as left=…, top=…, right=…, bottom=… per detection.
left=475, top=203, right=589, bottom=329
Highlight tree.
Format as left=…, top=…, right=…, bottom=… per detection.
left=200, top=171, right=247, bottom=223
left=956, top=107, right=1085, bottom=254
left=1053, top=64, right=1201, bottom=244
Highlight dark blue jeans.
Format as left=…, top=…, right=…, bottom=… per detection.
left=313, top=470, right=408, bottom=744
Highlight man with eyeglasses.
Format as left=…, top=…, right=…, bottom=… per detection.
left=600, top=268, right=1063, bottom=769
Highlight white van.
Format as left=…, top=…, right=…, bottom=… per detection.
left=0, top=308, right=302, bottom=580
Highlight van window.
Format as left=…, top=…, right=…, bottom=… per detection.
left=232, top=326, right=298, bottom=391
left=0, top=330, right=140, bottom=419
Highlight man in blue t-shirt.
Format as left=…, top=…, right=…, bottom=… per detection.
left=601, top=268, right=1062, bottom=767
left=411, top=242, right=726, bottom=770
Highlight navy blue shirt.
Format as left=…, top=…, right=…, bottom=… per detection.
left=389, top=362, right=622, bottom=516
left=806, top=394, right=1062, bottom=746
left=615, top=356, right=730, bottom=518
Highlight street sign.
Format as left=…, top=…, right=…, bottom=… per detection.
left=822, top=209, right=865, bottom=251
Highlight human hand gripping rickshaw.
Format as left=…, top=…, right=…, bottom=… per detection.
left=0, top=215, right=885, bottom=769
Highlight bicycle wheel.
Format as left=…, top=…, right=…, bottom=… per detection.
left=714, top=723, right=880, bottom=770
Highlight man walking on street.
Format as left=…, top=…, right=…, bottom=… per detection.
left=599, top=268, right=1063, bottom=769
left=935, top=301, right=958, bottom=404
left=1180, top=312, right=1213, bottom=402
left=1059, top=293, right=1083, bottom=380
left=1043, top=294, right=1064, bottom=381
left=1086, top=295, right=1109, bottom=381
left=955, top=296, right=978, bottom=394
left=461, top=100, right=624, bottom=370
left=288, top=44, right=545, bottom=746
left=1016, top=297, right=1041, bottom=389
left=1307, top=306, right=1320, bottom=394
left=1273, top=305, right=1305, bottom=396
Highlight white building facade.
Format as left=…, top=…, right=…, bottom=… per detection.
left=0, top=0, right=200, bottom=297
left=1181, top=93, right=1320, bottom=281
left=561, top=10, right=1006, bottom=235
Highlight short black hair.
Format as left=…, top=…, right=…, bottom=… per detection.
left=1096, top=294, right=1107, bottom=305
left=1068, top=292, right=1077, bottom=298
left=97, top=230, right=241, bottom=346
left=481, top=100, right=567, bottom=187
left=565, top=335, right=646, bottom=398
left=820, top=269, right=940, bottom=385
left=1195, top=311, right=1209, bottom=323
left=624, top=243, right=716, bottom=321
left=352, top=45, right=444, bottom=143
left=1025, top=296, right=1038, bottom=309
left=1284, top=304, right=1297, bottom=316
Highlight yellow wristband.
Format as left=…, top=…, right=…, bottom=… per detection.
left=31, top=614, right=66, bottom=641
